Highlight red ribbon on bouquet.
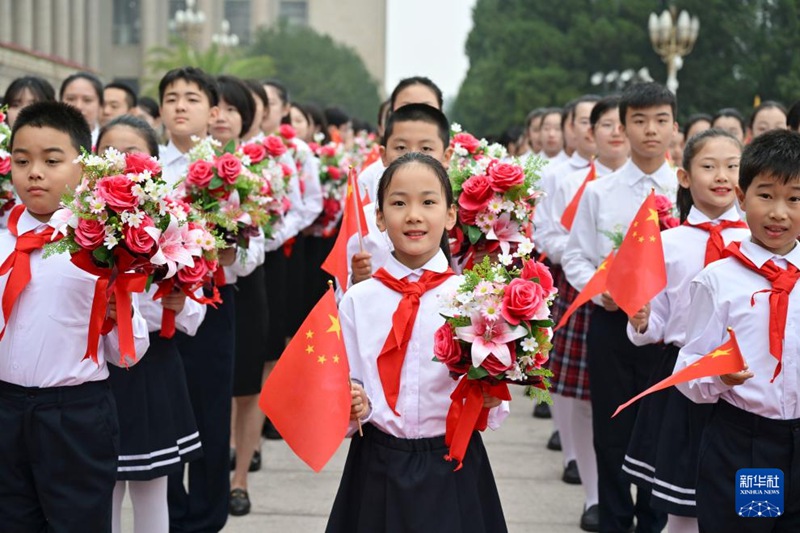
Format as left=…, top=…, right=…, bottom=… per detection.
left=153, top=277, right=222, bottom=339
left=444, top=379, right=511, bottom=471
left=71, top=249, right=148, bottom=365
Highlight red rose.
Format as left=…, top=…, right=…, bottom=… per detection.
left=74, top=218, right=106, bottom=249
left=96, top=175, right=138, bottom=211
left=654, top=194, right=674, bottom=218
left=326, top=165, right=342, bottom=180
left=482, top=353, right=515, bottom=376
left=452, top=132, right=481, bottom=154
left=433, top=323, right=470, bottom=374
left=214, top=153, right=242, bottom=185
left=0, top=156, right=11, bottom=175
left=177, top=257, right=212, bottom=285
left=280, top=162, right=294, bottom=178
left=124, top=152, right=161, bottom=176
left=186, top=160, right=214, bottom=188
left=320, top=144, right=337, bottom=158
left=459, top=208, right=479, bottom=226
left=122, top=215, right=156, bottom=254
left=242, top=142, right=267, bottom=164
left=489, top=162, right=524, bottom=192
left=458, top=174, right=494, bottom=212
left=323, top=197, right=341, bottom=218
left=520, top=260, right=555, bottom=296
left=278, top=124, right=296, bottom=140
left=501, top=278, right=544, bottom=325
left=264, top=135, right=287, bottom=157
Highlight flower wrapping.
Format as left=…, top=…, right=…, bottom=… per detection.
left=0, top=108, right=15, bottom=216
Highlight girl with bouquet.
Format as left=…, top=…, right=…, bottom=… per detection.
left=326, top=153, right=508, bottom=533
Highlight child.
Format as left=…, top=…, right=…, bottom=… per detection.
left=748, top=100, right=788, bottom=140
left=712, top=108, right=746, bottom=143
left=539, top=107, right=567, bottom=163
left=3, top=76, right=55, bottom=128
left=0, top=101, right=149, bottom=532
left=101, top=81, right=137, bottom=126
left=157, top=67, right=245, bottom=533
left=348, top=103, right=453, bottom=285
left=59, top=71, right=103, bottom=145
left=675, top=129, right=800, bottom=531
left=96, top=116, right=206, bottom=533
left=625, top=129, right=748, bottom=533
left=562, top=81, right=679, bottom=533
left=327, top=152, right=508, bottom=533
left=536, top=95, right=630, bottom=531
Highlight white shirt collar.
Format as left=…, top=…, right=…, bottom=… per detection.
left=383, top=250, right=449, bottom=280
left=17, top=208, right=51, bottom=235
left=159, top=140, right=186, bottom=167
left=624, top=159, right=674, bottom=187
left=741, top=239, right=800, bottom=270
left=686, top=204, right=743, bottom=225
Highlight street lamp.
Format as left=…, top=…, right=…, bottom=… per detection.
left=169, top=0, right=206, bottom=48
left=590, top=68, right=652, bottom=93
left=211, top=19, right=240, bottom=49
left=648, top=5, right=699, bottom=94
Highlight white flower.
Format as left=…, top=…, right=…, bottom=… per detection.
left=103, top=233, right=119, bottom=249
left=451, top=122, right=462, bottom=133
left=521, top=337, right=538, bottom=352
left=505, top=365, right=523, bottom=381
left=456, top=291, right=474, bottom=305
left=122, top=210, right=145, bottom=228
left=454, top=145, right=468, bottom=158
left=498, top=252, right=513, bottom=266
left=517, top=238, right=534, bottom=256
left=88, top=195, right=106, bottom=215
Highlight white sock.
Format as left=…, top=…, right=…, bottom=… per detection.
left=667, top=514, right=698, bottom=533
left=571, top=398, right=599, bottom=507
left=112, top=481, right=127, bottom=533
left=551, top=393, right=576, bottom=464
left=129, top=477, right=169, bottom=533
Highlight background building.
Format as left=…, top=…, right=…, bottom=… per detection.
left=0, top=0, right=386, bottom=93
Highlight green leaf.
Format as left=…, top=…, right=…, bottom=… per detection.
left=92, top=246, right=113, bottom=266
left=465, top=224, right=483, bottom=245
left=467, top=365, right=490, bottom=380
left=223, top=140, right=237, bottom=154
left=209, top=176, right=224, bottom=190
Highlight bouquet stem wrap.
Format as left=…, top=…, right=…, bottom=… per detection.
left=444, top=379, right=511, bottom=471
left=154, top=278, right=222, bottom=339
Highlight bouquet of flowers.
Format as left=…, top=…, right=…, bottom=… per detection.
left=239, top=136, right=294, bottom=239
left=0, top=108, right=15, bottom=216
left=449, top=138, right=545, bottom=268
left=433, top=247, right=555, bottom=468
left=182, top=137, right=281, bottom=247
left=448, top=123, right=508, bottom=169
left=46, top=148, right=222, bottom=361
left=655, top=193, right=680, bottom=230
left=308, top=141, right=348, bottom=236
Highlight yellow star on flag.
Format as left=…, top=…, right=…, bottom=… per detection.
left=317, top=355, right=327, bottom=364
left=708, top=348, right=732, bottom=358
left=649, top=235, right=656, bottom=242
left=305, top=345, right=314, bottom=354
left=638, top=236, right=644, bottom=243
left=327, top=315, right=341, bottom=339
left=305, top=330, right=314, bottom=339
left=632, top=230, right=638, bottom=237
left=646, top=208, right=660, bottom=227
left=633, top=221, right=639, bottom=227
left=333, top=355, right=340, bottom=364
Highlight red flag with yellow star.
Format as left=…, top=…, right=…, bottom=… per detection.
left=321, top=167, right=370, bottom=290
left=554, top=250, right=614, bottom=331
left=259, top=287, right=351, bottom=471
left=612, top=328, right=746, bottom=417
left=605, top=190, right=667, bottom=316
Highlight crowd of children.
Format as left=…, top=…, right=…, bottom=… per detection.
left=0, top=66, right=799, bottom=533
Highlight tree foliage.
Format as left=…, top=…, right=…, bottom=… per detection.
left=452, top=0, right=800, bottom=135
left=246, top=22, right=382, bottom=123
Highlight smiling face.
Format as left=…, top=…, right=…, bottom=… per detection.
left=376, top=162, right=456, bottom=269
left=678, top=136, right=741, bottom=220
left=11, top=126, right=82, bottom=222
left=739, top=173, right=800, bottom=256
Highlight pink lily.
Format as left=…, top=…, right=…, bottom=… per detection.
left=220, top=189, right=253, bottom=226
left=146, top=216, right=196, bottom=278
left=485, top=212, right=526, bottom=255
left=49, top=207, right=78, bottom=238
left=455, top=313, right=527, bottom=368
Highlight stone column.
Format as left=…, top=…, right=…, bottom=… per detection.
left=53, top=0, right=70, bottom=61
left=70, top=0, right=86, bottom=66
left=0, top=0, right=13, bottom=43
left=14, top=0, right=33, bottom=50
left=85, top=0, right=99, bottom=69
left=34, top=0, right=53, bottom=55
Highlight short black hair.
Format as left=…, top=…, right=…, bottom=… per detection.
left=618, top=82, right=677, bottom=126
left=525, top=107, right=546, bottom=129
left=60, top=72, right=104, bottom=105
left=683, top=113, right=713, bottom=137
left=10, top=101, right=91, bottom=154
left=561, top=99, right=577, bottom=129
left=158, top=67, right=219, bottom=106
left=787, top=101, right=800, bottom=131
left=712, top=107, right=746, bottom=133
left=3, top=76, right=56, bottom=108
left=569, top=94, right=601, bottom=125
left=282, top=102, right=311, bottom=129
left=325, top=106, right=350, bottom=129
left=739, top=129, right=800, bottom=193
left=381, top=103, right=450, bottom=149
left=262, top=79, right=289, bottom=106
left=389, top=76, right=443, bottom=110
left=748, top=100, right=787, bottom=130
left=96, top=115, right=160, bottom=157
left=377, top=99, right=391, bottom=127
left=216, top=75, right=255, bottom=138
left=104, top=81, right=138, bottom=110
left=590, top=95, right=621, bottom=129
left=244, top=79, right=269, bottom=108
left=137, top=96, right=159, bottom=119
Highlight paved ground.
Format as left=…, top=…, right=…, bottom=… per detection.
left=122, top=387, right=589, bottom=532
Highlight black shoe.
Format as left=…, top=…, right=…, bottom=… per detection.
left=229, top=448, right=235, bottom=471
left=229, top=488, right=251, bottom=516
left=546, top=430, right=562, bottom=451
left=249, top=450, right=261, bottom=472
left=579, top=504, right=599, bottom=532
left=562, top=459, right=581, bottom=484
left=263, top=420, right=282, bottom=440
left=533, top=402, right=552, bottom=419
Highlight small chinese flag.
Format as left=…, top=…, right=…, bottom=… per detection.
left=321, top=167, right=370, bottom=289
left=362, top=144, right=381, bottom=170
left=613, top=328, right=746, bottom=417
left=554, top=251, right=614, bottom=331
left=605, top=190, right=667, bottom=317
left=560, top=160, right=596, bottom=232
left=259, top=287, right=351, bottom=472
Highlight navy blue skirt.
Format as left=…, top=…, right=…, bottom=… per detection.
left=326, top=424, right=507, bottom=533
left=108, top=333, right=202, bottom=480
left=622, top=343, right=713, bottom=516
